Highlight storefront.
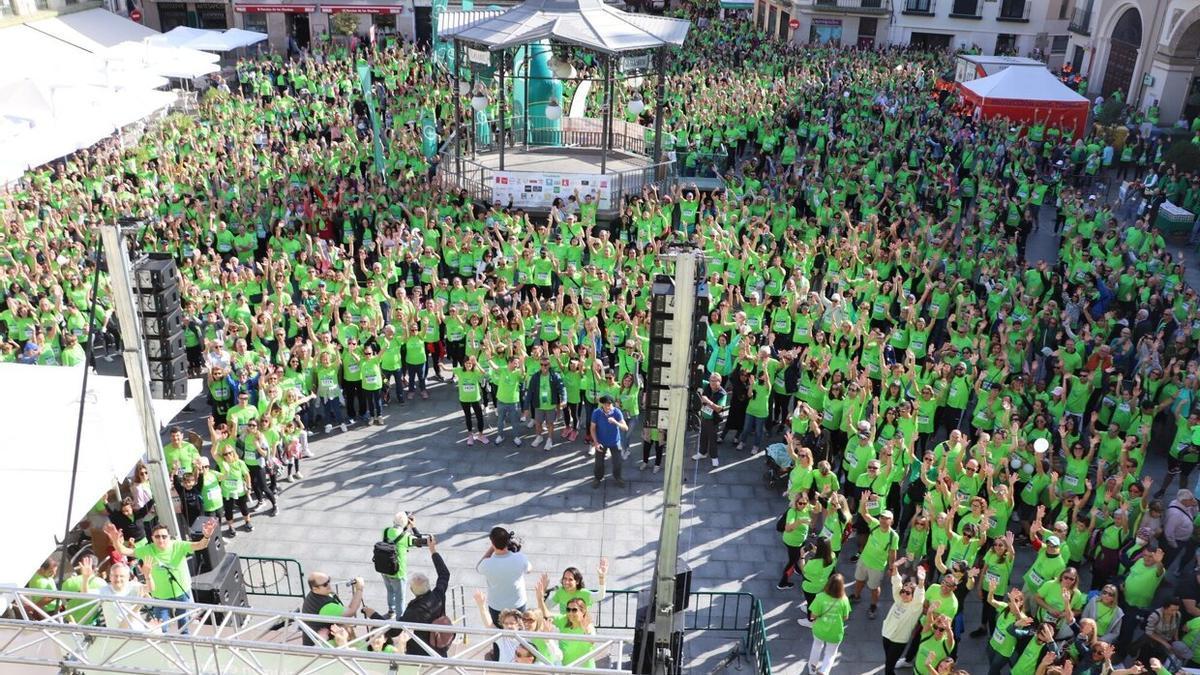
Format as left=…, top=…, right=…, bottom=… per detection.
left=232, top=1, right=413, bottom=52
left=810, top=17, right=841, bottom=44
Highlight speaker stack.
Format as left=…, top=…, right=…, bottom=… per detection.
left=631, top=560, right=691, bottom=675
left=133, top=253, right=187, bottom=400
left=187, top=516, right=227, bottom=576
left=191, top=553, right=250, bottom=626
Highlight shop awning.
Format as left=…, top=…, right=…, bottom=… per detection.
left=718, top=0, right=753, bottom=8
left=321, top=4, right=406, bottom=13
left=234, top=3, right=316, bottom=12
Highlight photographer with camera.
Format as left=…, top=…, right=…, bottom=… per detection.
left=477, top=526, right=532, bottom=625
left=300, top=572, right=365, bottom=646
left=375, top=511, right=426, bottom=618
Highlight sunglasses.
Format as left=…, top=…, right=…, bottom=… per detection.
left=567, top=608, right=582, bottom=614
left=152, top=534, right=170, bottom=540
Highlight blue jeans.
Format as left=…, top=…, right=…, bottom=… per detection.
left=151, top=592, right=191, bottom=634
left=495, top=402, right=520, bottom=439
left=406, top=363, right=426, bottom=392
left=739, top=414, right=766, bottom=448
left=381, top=574, right=406, bottom=615
left=320, top=396, right=346, bottom=426
left=621, top=415, right=638, bottom=452
left=389, top=370, right=405, bottom=402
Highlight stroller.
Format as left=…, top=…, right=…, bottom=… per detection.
left=764, top=443, right=793, bottom=491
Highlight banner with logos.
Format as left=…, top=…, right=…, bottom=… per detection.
left=491, top=171, right=613, bottom=211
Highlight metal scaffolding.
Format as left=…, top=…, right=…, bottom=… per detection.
left=0, top=586, right=633, bottom=675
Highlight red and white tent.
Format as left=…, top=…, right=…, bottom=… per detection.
left=959, top=66, right=1090, bottom=139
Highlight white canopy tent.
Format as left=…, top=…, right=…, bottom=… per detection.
left=155, top=25, right=267, bottom=52
left=104, top=40, right=220, bottom=80
left=0, top=363, right=200, bottom=586
left=439, top=0, right=690, bottom=53
left=23, top=7, right=159, bottom=53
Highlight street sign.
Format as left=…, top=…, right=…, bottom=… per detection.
left=130, top=8, right=142, bottom=22
left=788, top=17, right=800, bottom=29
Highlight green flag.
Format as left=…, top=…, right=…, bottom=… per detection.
left=356, top=61, right=386, bottom=177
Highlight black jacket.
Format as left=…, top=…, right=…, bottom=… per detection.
left=525, top=370, right=566, bottom=410
left=399, top=552, right=451, bottom=656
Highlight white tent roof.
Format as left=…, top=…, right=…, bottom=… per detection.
left=154, top=26, right=268, bottom=52
left=25, top=8, right=159, bottom=53
left=0, top=363, right=201, bottom=586
left=104, top=41, right=220, bottom=79
left=439, top=0, right=690, bottom=54
left=0, top=25, right=100, bottom=87
left=963, top=66, right=1088, bottom=103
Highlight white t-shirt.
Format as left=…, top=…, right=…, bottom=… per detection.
left=100, top=581, right=152, bottom=631
left=476, top=551, right=532, bottom=611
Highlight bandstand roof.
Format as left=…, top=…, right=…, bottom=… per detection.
left=438, top=0, right=690, bottom=55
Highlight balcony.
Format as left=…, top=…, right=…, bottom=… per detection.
left=809, top=0, right=890, bottom=15
left=948, top=0, right=982, bottom=18
left=902, top=0, right=933, bottom=15
left=1069, top=6, right=1092, bottom=34
left=997, top=0, right=1030, bottom=21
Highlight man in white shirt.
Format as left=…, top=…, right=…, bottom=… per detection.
left=476, top=526, right=532, bottom=625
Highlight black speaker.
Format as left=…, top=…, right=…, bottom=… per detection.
left=133, top=254, right=180, bottom=291
left=192, top=553, right=248, bottom=626
left=135, top=284, right=181, bottom=315
left=141, top=307, right=183, bottom=338
left=672, top=559, right=692, bottom=612
left=631, top=593, right=684, bottom=675
left=188, top=516, right=226, bottom=574
left=149, top=377, right=188, bottom=400
left=148, top=352, right=188, bottom=381
left=145, top=331, right=185, bottom=360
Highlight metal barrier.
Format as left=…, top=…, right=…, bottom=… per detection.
left=238, top=555, right=306, bottom=599
left=593, top=589, right=772, bottom=675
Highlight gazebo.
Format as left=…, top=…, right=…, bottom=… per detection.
left=437, top=0, right=690, bottom=216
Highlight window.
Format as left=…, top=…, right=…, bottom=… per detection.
left=0, top=0, right=13, bottom=16
left=241, top=12, right=268, bottom=34
left=158, top=2, right=189, bottom=31
left=1051, top=35, right=1069, bottom=53
left=904, top=0, right=931, bottom=12
left=34, top=0, right=49, bottom=9
left=372, top=12, right=396, bottom=32
left=951, top=0, right=978, bottom=16
left=998, top=0, right=1026, bottom=20
left=1058, top=0, right=1067, bottom=19
left=197, top=3, right=228, bottom=28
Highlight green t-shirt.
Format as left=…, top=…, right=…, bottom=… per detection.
left=60, top=574, right=107, bottom=624
left=381, top=527, right=413, bottom=580
left=860, top=522, right=899, bottom=571
left=454, top=367, right=485, bottom=403
left=808, top=592, right=851, bottom=644
left=133, top=540, right=194, bottom=600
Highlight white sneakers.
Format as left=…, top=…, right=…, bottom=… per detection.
left=712, top=458, right=720, bottom=467
left=691, top=452, right=705, bottom=460
left=543, top=437, right=553, bottom=451
left=638, top=460, right=649, bottom=470
left=494, top=435, right=504, bottom=445
left=532, top=435, right=543, bottom=447
left=513, top=437, right=523, bottom=447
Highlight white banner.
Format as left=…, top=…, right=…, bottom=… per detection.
left=491, top=171, right=614, bottom=211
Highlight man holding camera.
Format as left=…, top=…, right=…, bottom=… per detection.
left=379, top=511, right=423, bottom=618
left=476, top=527, right=532, bottom=625
left=301, top=572, right=365, bottom=646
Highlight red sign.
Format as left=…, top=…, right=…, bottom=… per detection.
left=788, top=17, right=799, bottom=29
left=130, top=8, right=142, bottom=21
left=322, top=4, right=404, bottom=13
left=234, top=3, right=316, bottom=12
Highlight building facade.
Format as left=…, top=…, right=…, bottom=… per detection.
left=753, top=0, right=1073, bottom=67
left=1066, top=0, right=1200, bottom=125
left=136, top=0, right=417, bottom=52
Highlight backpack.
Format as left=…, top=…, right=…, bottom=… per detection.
left=429, top=614, right=455, bottom=650
left=372, top=529, right=403, bottom=575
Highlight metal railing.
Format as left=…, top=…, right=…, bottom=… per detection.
left=1069, top=5, right=1092, bottom=34
left=810, top=0, right=888, bottom=12
left=0, top=585, right=632, bottom=675
left=464, top=116, right=655, bottom=158
left=238, top=555, right=306, bottom=599
left=593, top=590, right=772, bottom=675
left=902, top=0, right=933, bottom=13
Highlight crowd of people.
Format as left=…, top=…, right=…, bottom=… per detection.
left=9, top=0, right=1200, bottom=670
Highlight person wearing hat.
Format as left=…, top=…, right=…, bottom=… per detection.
left=379, top=511, right=420, bottom=618
left=1021, top=525, right=1068, bottom=615
left=850, top=491, right=899, bottom=620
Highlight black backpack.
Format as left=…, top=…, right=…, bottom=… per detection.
left=372, top=529, right=403, bottom=575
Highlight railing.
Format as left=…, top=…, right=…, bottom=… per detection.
left=1069, top=5, right=1092, bottom=34
left=997, top=0, right=1031, bottom=21
left=238, top=555, right=306, bottom=599
left=810, top=0, right=888, bottom=12
left=594, top=590, right=772, bottom=675
left=464, top=116, right=655, bottom=158
left=902, top=0, right=933, bottom=14
left=0, top=585, right=632, bottom=675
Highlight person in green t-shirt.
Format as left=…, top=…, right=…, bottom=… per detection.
left=104, top=519, right=217, bottom=633
left=804, top=573, right=851, bottom=675
left=454, top=356, right=489, bottom=445
left=852, top=496, right=899, bottom=618
left=488, top=354, right=526, bottom=446
left=379, top=511, right=417, bottom=617
left=60, top=553, right=107, bottom=625
left=736, top=368, right=772, bottom=452
left=777, top=492, right=814, bottom=590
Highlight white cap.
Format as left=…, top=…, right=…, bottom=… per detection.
left=393, top=511, right=410, bottom=528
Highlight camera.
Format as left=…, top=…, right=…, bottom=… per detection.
left=412, top=534, right=431, bottom=548
left=508, top=531, right=522, bottom=553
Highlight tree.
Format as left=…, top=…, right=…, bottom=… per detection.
left=1164, top=140, right=1200, bottom=174
left=331, top=12, right=360, bottom=36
